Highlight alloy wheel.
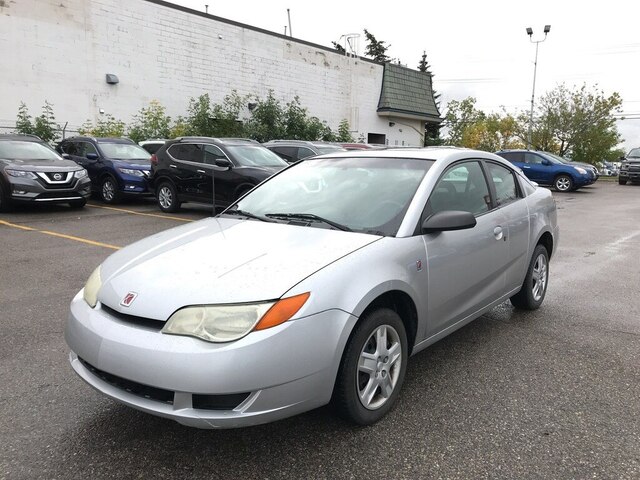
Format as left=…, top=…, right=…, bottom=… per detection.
left=555, top=177, right=571, bottom=191
left=531, top=253, right=548, bottom=301
left=158, top=186, right=173, bottom=209
left=357, top=324, right=402, bottom=410
left=102, top=179, right=115, bottom=201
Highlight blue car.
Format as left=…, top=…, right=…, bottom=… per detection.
left=57, top=137, right=152, bottom=203
left=495, top=150, right=595, bottom=192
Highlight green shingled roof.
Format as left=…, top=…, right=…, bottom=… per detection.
left=377, top=63, right=442, bottom=122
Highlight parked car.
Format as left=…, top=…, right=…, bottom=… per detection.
left=263, top=140, right=347, bottom=163
left=597, top=161, right=617, bottom=176
left=619, top=148, right=640, bottom=185
left=57, top=137, right=152, bottom=203
left=339, top=143, right=386, bottom=150
left=65, top=147, right=558, bottom=428
left=543, top=152, right=599, bottom=180
left=495, top=149, right=595, bottom=192
left=139, top=139, right=167, bottom=154
left=0, top=134, right=90, bottom=211
left=149, top=137, right=288, bottom=212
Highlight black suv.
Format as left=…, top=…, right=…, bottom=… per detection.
left=57, top=137, right=151, bottom=203
left=150, top=137, right=288, bottom=212
left=0, top=134, right=91, bottom=211
left=619, top=148, right=640, bottom=185
left=263, top=140, right=346, bottom=163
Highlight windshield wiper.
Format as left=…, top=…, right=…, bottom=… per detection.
left=265, top=213, right=352, bottom=232
left=223, top=209, right=273, bottom=222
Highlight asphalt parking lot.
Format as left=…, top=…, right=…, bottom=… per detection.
left=1, top=182, right=639, bottom=479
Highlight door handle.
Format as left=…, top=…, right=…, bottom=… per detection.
left=493, top=226, right=505, bottom=241
left=169, top=164, right=177, bottom=169
left=197, top=169, right=206, bottom=174
left=522, top=165, right=531, bottom=168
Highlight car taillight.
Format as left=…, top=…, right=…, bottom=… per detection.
left=150, top=154, right=158, bottom=166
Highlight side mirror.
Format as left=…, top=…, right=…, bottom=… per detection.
left=541, top=158, right=551, bottom=166
left=422, top=210, right=477, bottom=234
left=619, top=155, right=626, bottom=161
left=213, top=158, right=232, bottom=170
left=86, top=153, right=99, bottom=161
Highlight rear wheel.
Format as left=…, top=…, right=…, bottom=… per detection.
left=619, top=178, right=627, bottom=185
left=100, top=175, right=121, bottom=204
left=156, top=181, right=181, bottom=213
left=553, top=175, right=573, bottom=192
left=333, top=308, right=408, bottom=425
left=510, top=244, right=549, bottom=310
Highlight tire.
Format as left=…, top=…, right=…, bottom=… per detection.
left=68, top=198, right=87, bottom=208
left=619, top=178, right=627, bottom=185
left=100, top=175, right=121, bottom=204
left=156, top=181, right=181, bottom=213
left=333, top=308, right=408, bottom=425
left=0, top=183, right=12, bottom=212
left=510, top=244, right=549, bottom=310
left=553, top=175, right=573, bottom=192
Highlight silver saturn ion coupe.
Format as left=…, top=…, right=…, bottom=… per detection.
left=65, top=148, right=559, bottom=428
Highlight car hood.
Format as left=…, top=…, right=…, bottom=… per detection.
left=0, top=158, right=81, bottom=171
left=97, top=217, right=380, bottom=320
left=112, top=159, right=151, bottom=167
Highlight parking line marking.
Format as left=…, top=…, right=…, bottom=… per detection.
left=86, top=204, right=194, bottom=222
left=0, top=219, right=121, bottom=250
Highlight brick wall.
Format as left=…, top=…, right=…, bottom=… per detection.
left=0, top=0, right=424, bottom=145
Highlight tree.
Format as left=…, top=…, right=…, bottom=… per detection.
left=209, top=91, right=247, bottom=137
left=331, top=41, right=346, bottom=54
left=418, top=50, right=441, bottom=109
left=127, top=100, right=171, bottom=142
left=79, top=114, right=126, bottom=137
left=33, top=101, right=60, bottom=143
left=363, top=29, right=390, bottom=63
left=185, top=93, right=215, bottom=136
left=336, top=119, right=353, bottom=142
left=530, top=83, right=623, bottom=163
left=244, top=91, right=285, bottom=142
left=15, top=102, right=34, bottom=135
left=443, top=97, right=484, bottom=146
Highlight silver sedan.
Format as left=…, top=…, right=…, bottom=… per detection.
left=65, top=148, right=558, bottom=428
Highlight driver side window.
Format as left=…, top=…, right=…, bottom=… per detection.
left=426, top=161, right=491, bottom=216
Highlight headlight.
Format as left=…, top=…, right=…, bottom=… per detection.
left=83, top=267, right=102, bottom=308
left=162, top=292, right=310, bottom=343
left=5, top=169, right=37, bottom=179
left=74, top=169, right=88, bottom=179
left=118, top=168, right=145, bottom=176
left=574, top=167, right=587, bottom=175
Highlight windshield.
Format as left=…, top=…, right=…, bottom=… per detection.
left=226, top=145, right=288, bottom=168
left=231, top=156, right=433, bottom=236
left=628, top=148, right=640, bottom=158
left=99, top=143, right=151, bottom=160
left=0, top=141, right=61, bottom=161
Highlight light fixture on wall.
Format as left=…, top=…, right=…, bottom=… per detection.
left=388, top=121, right=395, bottom=127
left=105, top=74, right=119, bottom=85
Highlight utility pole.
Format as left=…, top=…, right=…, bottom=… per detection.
left=526, top=25, right=551, bottom=150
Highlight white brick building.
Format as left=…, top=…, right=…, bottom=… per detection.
left=0, top=0, right=441, bottom=145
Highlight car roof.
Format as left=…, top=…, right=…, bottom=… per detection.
left=310, top=146, right=507, bottom=164
left=0, top=134, right=44, bottom=142
left=169, top=137, right=260, bottom=146
left=62, top=136, right=135, bottom=144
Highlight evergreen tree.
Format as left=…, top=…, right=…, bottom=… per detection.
left=363, top=29, right=390, bottom=63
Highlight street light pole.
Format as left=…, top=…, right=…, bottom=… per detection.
left=526, top=25, right=551, bottom=150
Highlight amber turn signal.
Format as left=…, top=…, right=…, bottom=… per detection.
left=254, top=292, right=310, bottom=331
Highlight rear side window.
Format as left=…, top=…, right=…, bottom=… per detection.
left=498, top=151, right=524, bottom=163
left=297, top=147, right=316, bottom=160
left=142, top=143, right=163, bottom=154
left=487, top=162, right=519, bottom=206
left=269, top=146, right=297, bottom=162
left=168, top=144, right=203, bottom=163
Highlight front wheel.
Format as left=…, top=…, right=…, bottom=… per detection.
left=0, top=183, right=12, bottom=212
left=619, top=178, right=627, bottom=185
left=100, top=176, right=121, bottom=204
left=554, top=175, right=573, bottom=192
left=156, top=181, right=181, bottom=213
left=510, top=244, right=549, bottom=310
left=333, top=308, right=408, bottom=425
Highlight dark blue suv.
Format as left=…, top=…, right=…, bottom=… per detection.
left=495, top=150, right=596, bottom=192
left=57, top=137, right=152, bottom=203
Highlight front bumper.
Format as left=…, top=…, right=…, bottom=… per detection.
left=620, top=170, right=640, bottom=182
left=114, top=172, right=151, bottom=195
left=8, top=176, right=91, bottom=203
left=65, top=292, right=356, bottom=428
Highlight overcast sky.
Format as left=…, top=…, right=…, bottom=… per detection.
left=170, top=0, right=640, bottom=150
